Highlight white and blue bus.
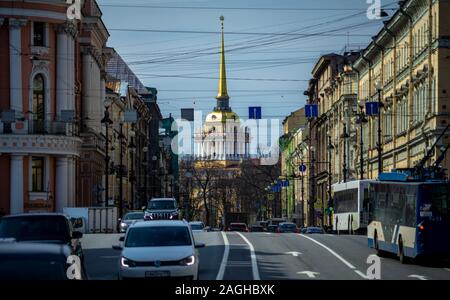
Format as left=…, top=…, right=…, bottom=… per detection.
left=367, top=173, right=450, bottom=263
left=332, top=180, right=375, bottom=234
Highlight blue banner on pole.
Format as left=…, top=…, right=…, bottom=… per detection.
left=365, top=102, right=379, bottom=116
left=299, top=164, right=307, bottom=173
left=305, top=104, right=318, bottom=118
left=249, top=107, right=262, bottom=119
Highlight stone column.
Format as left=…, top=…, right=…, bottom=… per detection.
left=56, top=157, right=69, bottom=212
left=9, top=19, right=27, bottom=113
left=10, top=155, right=24, bottom=214
left=67, top=157, right=75, bottom=207
left=57, top=24, right=69, bottom=118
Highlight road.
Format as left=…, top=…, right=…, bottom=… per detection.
left=81, top=232, right=450, bottom=280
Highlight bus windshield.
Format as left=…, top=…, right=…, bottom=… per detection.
left=430, top=185, right=450, bottom=218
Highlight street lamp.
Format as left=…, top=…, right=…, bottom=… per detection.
left=118, top=123, right=125, bottom=219
left=356, top=105, right=368, bottom=180
left=340, top=123, right=350, bottom=182
left=309, top=146, right=316, bottom=227
left=375, top=81, right=383, bottom=174
left=327, top=135, right=335, bottom=227
left=101, top=100, right=113, bottom=207
left=128, top=127, right=136, bottom=210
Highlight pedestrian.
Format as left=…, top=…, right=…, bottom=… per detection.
left=336, top=215, right=339, bottom=235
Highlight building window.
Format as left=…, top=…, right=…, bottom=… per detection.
left=33, top=74, right=45, bottom=120
left=33, top=22, right=45, bottom=47
left=32, top=157, right=45, bottom=192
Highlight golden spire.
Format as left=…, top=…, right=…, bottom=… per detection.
left=216, top=16, right=229, bottom=101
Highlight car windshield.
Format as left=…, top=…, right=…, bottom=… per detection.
left=0, top=258, right=66, bottom=280
left=148, top=200, right=176, bottom=210
left=190, top=224, right=204, bottom=230
left=124, top=212, right=144, bottom=220
left=281, top=224, right=296, bottom=229
left=0, top=216, right=70, bottom=242
left=125, top=226, right=192, bottom=247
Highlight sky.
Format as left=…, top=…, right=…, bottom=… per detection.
left=97, top=0, right=398, bottom=122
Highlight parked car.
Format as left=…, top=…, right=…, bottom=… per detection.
left=305, top=227, right=325, bottom=234
left=267, top=225, right=279, bottom=232
left=189, top=221, right=205, bottom=232
left=250, top=225, right=264, bottom=232
left=257, top=221, right=268, bottom=230
left=300, top=227, right=307, bottom=234
left=113, top=220, right=204, bottom=280
left=118, top=211, right=145, bottom=233
left=144, top=198, right=180, bottom=221
left=277, top=222, right=299, bottom=233
left=227, top=223, right=248, bottom=232
left=0, top=241, right=86, bottom=280
left=0, top=213, right=84, bottom=262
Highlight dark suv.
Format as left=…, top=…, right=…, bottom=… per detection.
left=144, top=198, right=180, bottom=220
left=0, top=213, right=84, bottom=262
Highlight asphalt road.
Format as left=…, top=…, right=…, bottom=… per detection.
left=81, top=232, right=450, bottom=280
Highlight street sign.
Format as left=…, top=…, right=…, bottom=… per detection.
left=365, top=102, right=379, bottom=116
left=249, top=106, right=262, bottom=119
left=181, top=108, right=194, bottom=121
left=299, top=164, right=307, bottom=173
left=305, top=104, right=318, bottom=118
left=124, top=110, right=138, bottom=122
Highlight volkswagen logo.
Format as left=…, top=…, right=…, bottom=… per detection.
left=154, top=260, right=161, bottom=268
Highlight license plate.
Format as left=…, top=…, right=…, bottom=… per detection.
left=145, top=271, right=170, bottom=278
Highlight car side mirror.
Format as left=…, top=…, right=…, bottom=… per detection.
left=112, top=245, right=122, bottom=250
left=195, top=242, right=205, bottom=248
left=118, top=218, right=122, bottom=223
left=72, top=231, right=83, bottom=239
left=119, top=236, right=125, bottom=242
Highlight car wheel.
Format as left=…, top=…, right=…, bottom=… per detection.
left=374, top=231, right=384, bottom=257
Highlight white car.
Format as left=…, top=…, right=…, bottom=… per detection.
left=113, top=220, right=204, bottom=280
left=189, top=221, right=206, bottom=232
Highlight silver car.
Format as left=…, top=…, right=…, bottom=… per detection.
left=113, top=220, right=205, bottom=280
left=118, top=211, right=144, bottom=233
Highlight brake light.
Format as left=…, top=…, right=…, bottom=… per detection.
left=419, top=224, right=425, bottom=231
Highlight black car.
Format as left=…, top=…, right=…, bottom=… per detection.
left=0, top=213, right=84, bottom=262
left=277, top=222, right=299, bottom=233
left=250, top=225, right=264, bottom=232
left=267, top=225, right=278, bottom=232
left=0, top=242, right=85, bottom=280
left=144, top=198, right=180, bottom=220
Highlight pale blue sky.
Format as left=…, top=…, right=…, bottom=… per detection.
left=97, top=0, right=397, bottom=121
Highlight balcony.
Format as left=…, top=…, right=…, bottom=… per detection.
left=0, top=120, right=82, bottom=156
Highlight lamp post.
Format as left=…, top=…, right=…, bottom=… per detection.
left=309, top=147, right=316, bottom=227
left=341, top=123, right=350, bottom=182
left=101, top=100, right=113, bottom=207
left=143, top=146, right=148, bottom=205
left=300, top=159, right=305, bottom=228
left=118, top=123, right=125, bottom=219
left=375, top=81, right=383, bottom=174
left=128, top=127, right=136, bottom=210
left=356, top=105, right=368, bottom=180
left=327, top=135, right=334, bottom=227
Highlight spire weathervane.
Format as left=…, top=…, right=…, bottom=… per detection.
left=217, top=15, right=229, bottom=101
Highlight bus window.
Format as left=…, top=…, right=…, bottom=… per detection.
left=405, top=194, right=416, bottom=227
left=431, top=185, right=450, bottom=218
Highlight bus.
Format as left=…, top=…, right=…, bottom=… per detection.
left=367, top=173, right=450, bottom=263
left=332, top=180, right=375, bottom=234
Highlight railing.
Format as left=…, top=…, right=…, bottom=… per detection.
left=0, top=120, right=79, bottom=136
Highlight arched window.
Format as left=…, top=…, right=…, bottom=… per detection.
left=33, top=74, right=45, bottom=121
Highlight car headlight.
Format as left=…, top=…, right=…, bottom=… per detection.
left=169, top=212, right=179, bottom=220
left=120, top=222, right=127, bottom=228
left=121, top=257, right=136, bottom=268
left=180, top=255, right=195, bottom=266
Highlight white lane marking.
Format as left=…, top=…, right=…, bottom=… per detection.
left=285, top=251, right=302, bottom=257
left=354, top=270, right=370, bottom=279
left=297, top=271, right=319, bottom=278
left=326, top=234, right=334, bottom=237
left=408, top=274, right=428, bottom=280
left=264, top=233, right=272, bottom=235
left=299, top=234, right=356, bottom=270
left=216, top=231, right=230, bottom=280
left=445, top=268, right=450, bottom=272
left=236, top=232, right=261, bottom=280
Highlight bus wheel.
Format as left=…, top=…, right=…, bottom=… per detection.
left=398, top=237, right=407, bottom=264
left=374, top=232, right=384, bottom=257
